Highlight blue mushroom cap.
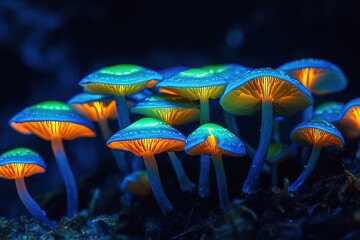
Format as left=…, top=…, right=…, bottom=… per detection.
left=0, top=147, right=46, bottom=170
left=67, top=92, right=113, bottom=105
left=158, top=66, right=191, bottom=80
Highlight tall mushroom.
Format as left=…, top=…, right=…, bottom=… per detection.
left=9, top=100, right=96, bottom=217
left=0, top=148, right=55, bottom=226
left=220, top=68, right=313, bottom=194
left=288, top=119, right=345, bottom=191
left=185, top=123, right=245, bottom=211
left=278, top=58, right=347, bottom=120
left=107, top=117, right=186, bottom=214
left=157, top=68, right=228, bottom=198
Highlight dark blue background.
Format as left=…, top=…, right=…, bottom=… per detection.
left=0, top=0, right=359, bottom=219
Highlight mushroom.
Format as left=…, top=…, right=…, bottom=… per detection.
left=120, top=170, right=151, bottom=199
left=220, top=68, right=313, bottom=194
left=288, top=119, right=344, bottom=192
left=313, top=101, right=344, bottom=123
left=337, top=98, right=360, bottom=159
left=157, top=68, right=228, bottom=198
left=107, top=117, right=186, bottom=214
left=67, top=92, right=129, bottom=177
left=9, top=100, right=96, bottom=217
left=202, top=63, right=256, bottom=158
left=0, top=147, right=55, bottom=226
left=266, top=142, right=292, bottom=188
left=185, top=123, right=245, bottom=211
left=131, top=94, right=198, bottom=192
left=79, top=64, right=163, bottom=129
left=278, top=58, right=347, bottom=120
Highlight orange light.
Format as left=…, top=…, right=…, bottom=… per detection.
left=160, top=86, right=225, bottom=100
left=84, top=82, right=149, bottom=96
left=292, top=128, right=344, bottom=148
left=0, top=163, right=45, bottom=180
left=187, top=134, right=232, bottom=155
left=145, top=108, right=199, bottom=125
left=71, top=101, right=117, bottom=122
left=146, top=80, right=159, bottom=88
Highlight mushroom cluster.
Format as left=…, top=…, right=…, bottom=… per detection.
left=1, top=58, right=358, bottom=226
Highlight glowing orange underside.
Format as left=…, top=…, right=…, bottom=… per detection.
left=159, top=86, right=226, bottom=100
left=108, top=138, right=185, bottom=156
left=187, top=134, right=232, bottom=156
left=292, top=128, right=343, bottom=148
left=142, top=108, right=200, bottom=125
left=290, top=68, right=328, bottom=92
left=71, top=101, right=117, bottom=122
left=338, top=106, right=360, bottom=138
left=0, top=164, right=45, bottom=179
left=11, top=121, right=96, bottom=141
left=83, top=82, right=149, bottom=96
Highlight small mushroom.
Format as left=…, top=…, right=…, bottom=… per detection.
left=157, top=68, right=228, bottom=198
left=131, top=95, right=198, bottom=192
left=220, top=68, right=313, bottom=194
left=67, top=92, right=129, bottom=177
left=9, top=100, right=96, bottom=217
left=288, top=119, right=344, bottom=192
left=0, top=148, right=55, bottom=226
left=79, top=64, right=163, bottom=129
left=313, top=101, right=344, bottom=123
left=278, top=58, right=347, bottom=120
left=120, top=170, right=151, bottom=205
left=337, top=98, right=360, bottom=159
left=107, top=117, right=186, bottom=214
left=185, top=123, right=245, bottom=211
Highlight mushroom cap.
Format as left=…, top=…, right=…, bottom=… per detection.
left=120, top=170, right=151, bottom=198
left=157, top=68, right=228, bottom=100
left=290, top=119, right=344, bottom=148
left=185, top=123, right=246, bottom=156
left=0, top=148, right=46, bottom=180
left=107, top=117, right=186, bottom=156
left=9, top=100, right=96, bottom=141
left=338, top=98, right=360, bottom=138
left=201, top=63, right=253, bottom=83
left=67, top=93, right=117, bottom=122
left=131, top=95, right=200, bottom=125
left=266, top=142, right=292, bottom=164
left=312, top=101, right=344, bottom=123
left=79, top=64, right=163, bottom=96
left=278, top=58, right=347, bottom=95
left=220, top=68, right=313, bottom=116
left=158, top=66, right=191, bottom=80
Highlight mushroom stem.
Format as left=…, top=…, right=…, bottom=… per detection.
left=356, top=141, right=360, bottom=160
left=98, top=118, right=130, bottom=177
left=303, top=104, right=314, bottom=121
left=143, top=154, right=174, bottom=214
left=167, top=151, right=195, bottom=192
left=212, top=154, right=230, bottom=211
left=15, top=177, right=55, bottom=227
left=200, top=98, right=210, bottom=125
left=289, top=145, right=322, bottom=192
left=198, top=154, right=211, bottom=198
left=242, top=99, right=273, bottom=194
left=115, top=95, right=132, bottom=129
left=223, top=110, right=256, bottom=158
left=51, top=137, right=78, bottom=218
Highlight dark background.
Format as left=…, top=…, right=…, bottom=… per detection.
left=0, top=0, right=359, bottom=219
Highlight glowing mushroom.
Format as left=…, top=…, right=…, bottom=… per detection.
left=288, top=119, right=344, bottom=192
left=220, top=68, right=313, bottom=194
left=67, top=92, right=129, bottom=176
left=157, top=68, right=228, bottom=198
left=120, top=170, right=151, bottom=199
left=9, top=101, right=96, bottom=217
left=185, top=123, right=245, bottom=211
left=79, top=64, right=163, bottom=129
left=337, top=98, right=360, bottom=159
left=0, top=148, right=54, bottom=226
left=131, top=94, right=198, bottom=192
left=278, top=58, right=347, bottom=120
left=107, top=117, right=186, bottom=214
left=313, top=101, right=344, bottom=123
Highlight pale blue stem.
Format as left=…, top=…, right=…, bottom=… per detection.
left=223, top=110, right=256, bottom=158
left=242, top=100, right=273, bottom=194
left=98, top=118, right=129, bottom=177
left=198, top=98, right=211, bottom=198
left=51, top=137, right=78, bottom=218
left=289, top=146, right=322, bottom=192
left=115, top=95, right=131, bottom=129
left=143, top=154, right=174, bottom=214
left=303, top=104, right=314, bottom=121
left=15, top=177, right=55, bottom=227
left=167, top=151, right=195, bottom=192
left=212, top=154, right=230, bottom=211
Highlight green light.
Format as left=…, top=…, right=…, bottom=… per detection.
left=99, top=64, right=143, bottom=76
left=31, top=101, right=72, bottom=111
left=0, top=147, right=37, bottom=158
left=180, top=69, right=210, bottom=78
left=202, top=65, right=228, bottom=74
